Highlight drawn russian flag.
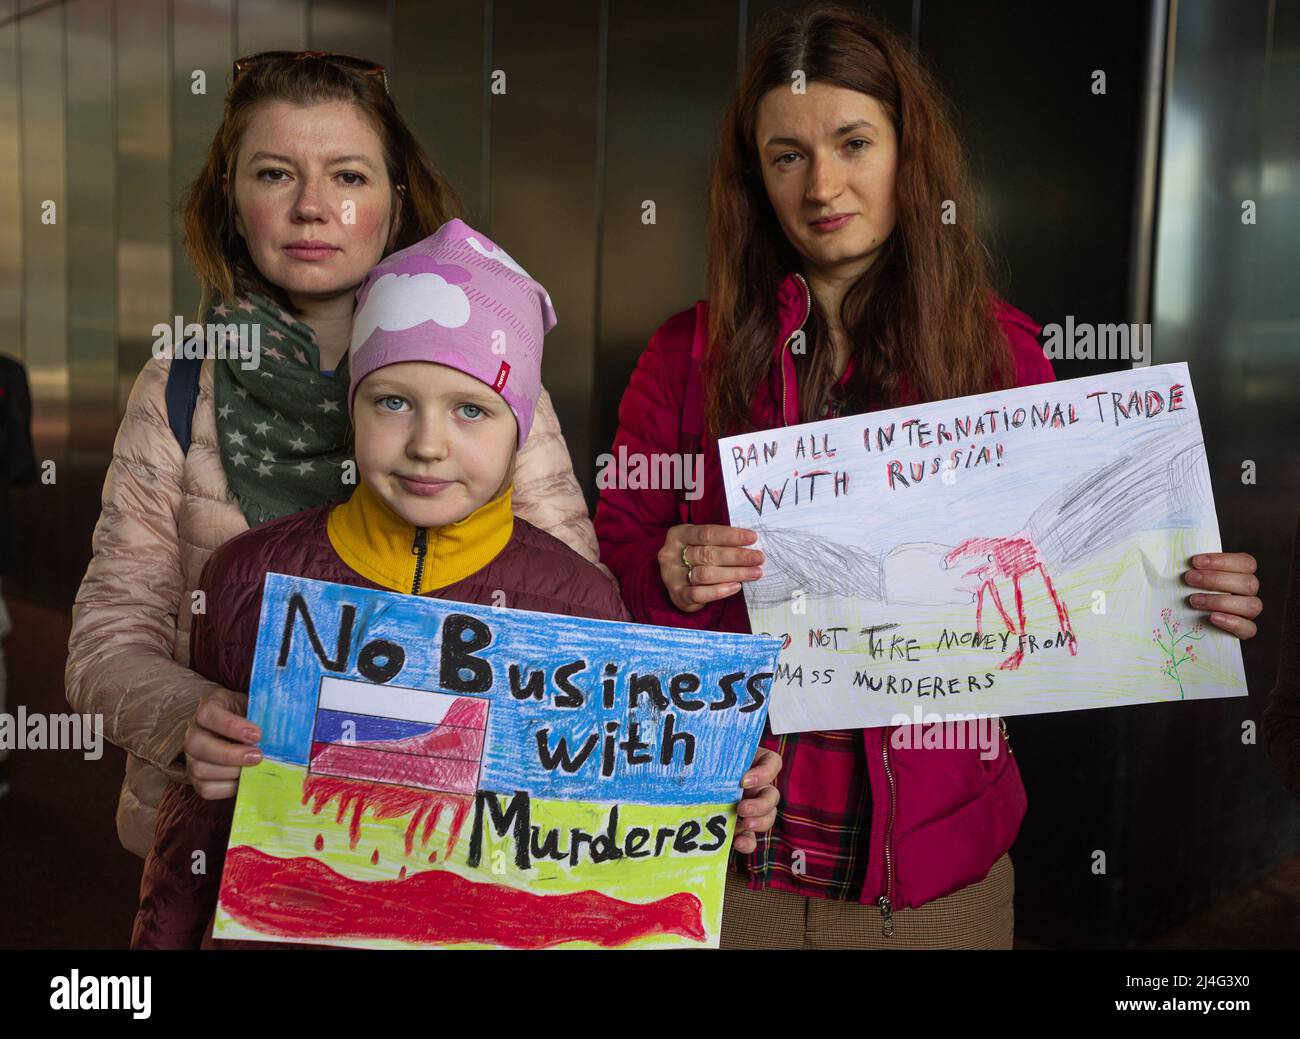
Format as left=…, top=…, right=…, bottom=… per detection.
left=308, top=677, right=489, bottom=796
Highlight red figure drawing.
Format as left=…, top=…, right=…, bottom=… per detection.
left=944, top=533, right=1077, bottom=669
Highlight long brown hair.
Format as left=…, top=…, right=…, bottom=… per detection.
left=181, top=54, right=465, bottom=315
left=704, top=3, right=1013, bottom=439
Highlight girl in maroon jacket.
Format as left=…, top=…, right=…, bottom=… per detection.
left=132, top=219, right=781, bottom=949
left=594, top=5, right=1264, bottom=949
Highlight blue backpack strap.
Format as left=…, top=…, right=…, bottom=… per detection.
left=164, top=356, right=204, bottom=455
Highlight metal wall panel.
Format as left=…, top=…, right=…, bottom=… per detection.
left=64, top=0, right=118, bottom=604
left=0, top=12, right=21, bottom=360
left=18, top=3, right=66, bottom=439
left=114, top=0, right=171, bottom=416
left=235, top=0, right=306, bottom=55
left=172, top=1, right=235, bottom=324
left=14, top=3, right=67, bottom=604
left=488, top=0, right=600, bottom=501
left=1140, top=0, right=1300, bottom=939
left=594, top=0, right=741, bottom=470
left=307, top=0, right=389, bottom=63
left=749, top=0, right=913, bottom=39
left=390, top=0, right=486, bottom=224
left=919, top=0, right=1150, bottom=379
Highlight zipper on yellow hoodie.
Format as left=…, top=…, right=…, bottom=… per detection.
left=326, top=479, right=514, bottom=595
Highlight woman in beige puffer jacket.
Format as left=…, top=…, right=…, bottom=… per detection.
left=65, top=54, right=604, bottom=858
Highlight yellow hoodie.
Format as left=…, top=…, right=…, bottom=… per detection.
left=326, top=479, right=514, bottom=595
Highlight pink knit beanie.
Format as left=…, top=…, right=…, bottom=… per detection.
left=348, top=218, right=558, bottom=446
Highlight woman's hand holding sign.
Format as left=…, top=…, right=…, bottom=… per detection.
left=660, top=523, right=764, bottom=612
left=1184, top=552, right=1262, bottom=640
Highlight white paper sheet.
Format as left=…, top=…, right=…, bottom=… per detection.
left=719, top=362, right=1248, bottom=733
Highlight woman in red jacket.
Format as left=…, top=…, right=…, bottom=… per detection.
left=594, top=4, right=1263, bottom=949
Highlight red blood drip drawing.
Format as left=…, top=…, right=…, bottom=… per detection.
left=301, top=773, right=472, bottom=860
left=221, top=845, right=707, bottom=949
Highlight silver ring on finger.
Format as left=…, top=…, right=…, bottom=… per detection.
left=686, top=564, right=696, bottom=585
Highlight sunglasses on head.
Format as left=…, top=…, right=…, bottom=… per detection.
left=232, top=50, right=389, bottom=95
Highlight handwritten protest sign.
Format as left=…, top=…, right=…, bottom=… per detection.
left=718, top=362, right=1247, bottom=734
left=213, top=573, right=780, bottom=949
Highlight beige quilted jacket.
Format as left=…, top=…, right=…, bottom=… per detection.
left=65, top=356, right=604, bottom=857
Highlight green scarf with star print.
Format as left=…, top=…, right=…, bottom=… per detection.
left=210, top=291, right=355, bottom=527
